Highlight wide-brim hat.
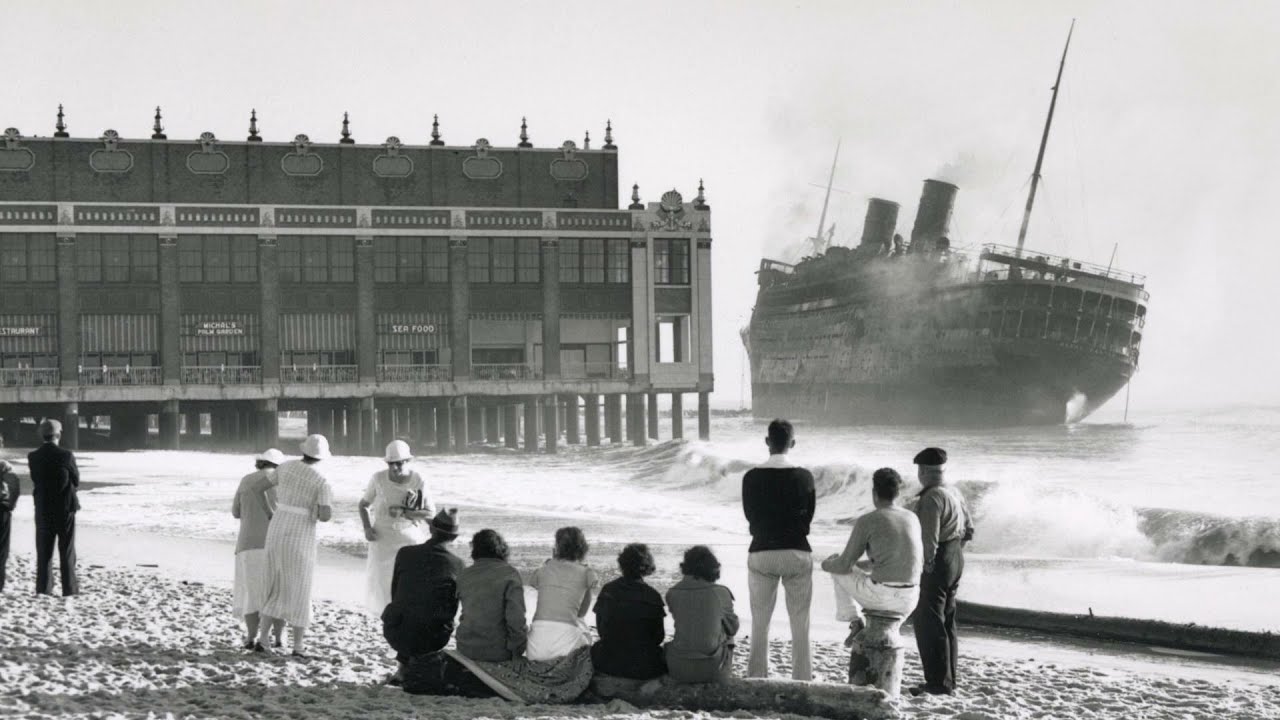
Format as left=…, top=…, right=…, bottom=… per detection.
left=256, top=448, right=286, bottom=465
left=430, top=508, right=459, bottom=536
left=299, top=434, right=331, bottom=460
left=384, top=439, right=413, bottom=463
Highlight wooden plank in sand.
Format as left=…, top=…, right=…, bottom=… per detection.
left=591, top=674, right=897, bottom=720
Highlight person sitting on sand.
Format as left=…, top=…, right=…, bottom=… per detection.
left=456, top=528, right=527, bottom=662
left=821, top=468, right=922, bottom=646
left=254, top=434, right=334, bottom=658
left=382, top=508, right=464, bottom=686
left=591, top=543, right=667, bottom=681
left=231, top=448, right=286, bottom=649
left=360, top=440, right=435, bottom=617
left=665, top=545, right=740, bottom=684
left=526, top=526, right=597, bottom=662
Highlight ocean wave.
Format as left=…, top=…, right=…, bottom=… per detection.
left=636, top=441, right=1280, bottom=569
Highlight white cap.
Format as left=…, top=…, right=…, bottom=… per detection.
left=299, top=434, right=331, bottom=460
left=256, top=448, right=287, bottom=466
left=384, top=439, right=413, bottom=463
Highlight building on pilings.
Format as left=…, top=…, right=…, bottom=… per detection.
left=0, top=110, right=713, bottom=453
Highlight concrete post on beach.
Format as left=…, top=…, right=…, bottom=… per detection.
left=848, top=612, right=908, bottom=698
left=671, top=392, right=683, bottom=439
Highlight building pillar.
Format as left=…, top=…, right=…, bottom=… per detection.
left=241, top=409, right=258, bottom=447
left=503, top=405, right=520, bottom=449
left=605, top=394, right=622, bottom=444
left=307, top=408, right=321, bottom=437
left=259, top=399, right=279, bottom=449
left=356, top=235, right=376, bottom=383
left=541, top=237, right=561, bottom=379
left=55, top=232, right=80, bottom=385
left=628, top=393, right=646, bottom=447
left=671, top=392, right=684, bottom=440
left=378, top=406, right=396, bottom=448
left=484, top=406, right=500, bottom=444
left=523, top=397, right=539, bottom=453
left=258, top=232, right=280, bottom=384
left=160, top=399, right=180, bottom=450
left=397, top=407, right=412, bottom=440
left=451, top=397, right=469, bottom=452
left=436, top=400, right=452, bottom=453
left=647, top=392, right=659, bottom=440
left=418, top=404, right=436, bottom=451
left=584, top=394, right=601, bottom=447
left=563, top=394, right=580, bottom=444
left=317, top=406, right=335, bottom=443
left=468, top=404, right=484, bottom=445
left=159, top=234, right=181, bottom=386
left=542, top=395, right=558, bottom=454
left=62, top=402, right=79, bottom=451
left=698, top=391, right=711, bottom=440
left=184, top=411, right=201, bottom=437
left=449, top=231, right=471, bottom=380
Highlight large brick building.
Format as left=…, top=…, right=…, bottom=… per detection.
left=0, top=110, right=713, bottom=453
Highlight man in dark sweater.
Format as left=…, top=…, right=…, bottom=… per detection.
left=382, top=508, right=466, bottom=686
left=741, top=419, right=816, bottom=680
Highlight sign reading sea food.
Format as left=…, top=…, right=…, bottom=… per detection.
left=390, top=323, right=437, bottom=334
left=195, top=320, right=245, bottom=336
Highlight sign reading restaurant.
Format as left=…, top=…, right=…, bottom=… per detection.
left=0, top=327, right=43, bottom=336
left=194, top=320, right=246, bottom=336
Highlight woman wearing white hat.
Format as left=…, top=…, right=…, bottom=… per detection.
left=359, top=439, right=435, bottom=616
left=256, top=434, right=335, bottom=657
left=232, top=448, right=287, bottom=649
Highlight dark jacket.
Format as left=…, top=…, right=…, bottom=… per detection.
left=591, top=576, right=667, bottom=679
left=664, top=576, right=739, bottom=683
left=0, top=466, right=19, bottom=514
left=383, top=538, right=466, bottom=658
left=28, top=442, right=79, bottom=519
left=456, top=557, right=527, bottom=662
left=742, top=465, right=815, bottom=552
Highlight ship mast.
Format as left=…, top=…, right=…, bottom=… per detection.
left=811, top=140, right=841, bottom=254
left=1015, top=20, right=1075, bottom=257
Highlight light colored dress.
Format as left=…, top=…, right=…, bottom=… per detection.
left=259, top=460, right=334, bottom=628
left=527, top=558, right=597, bottom=661
left=232, top=468, right=277, bottom=616
left=363, top=469, right=433, bottom=616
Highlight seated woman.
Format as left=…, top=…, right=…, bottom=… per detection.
left=591, top=543, right=667, bottom=680
left=456, top=529, right=527, bottom=662
left=664, top=545, right=739, bottom=684
left=526, top=526, right=598, bottom=662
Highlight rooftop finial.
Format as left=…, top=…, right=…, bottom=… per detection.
left=247, top=109, right=261, bottom=142
left=603, top=119, right=615, bottom=149
left=54, top=104, right=68, bottom=138
left=430, top=114, right=443, bottom=146
left=518, top=116, right=531, bottom=148
left=629, top=183, right=644, bottom=210
left=340, top=111, right=354, bottom=144
left=152, top=106, right=166, bottom=140
left=583, top=130, right=591, bottom=150
left=694, top=178, right=709, bottom=210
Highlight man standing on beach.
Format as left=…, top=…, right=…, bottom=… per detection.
left=28, top=418, right=80, bottom=596
left=0, top=459, right=20, bottom=592
left=910, top=447, right=973, bottom=696
left=741, top=418, right=816, bottom=681
left=821, top=468, right=922, bottom=642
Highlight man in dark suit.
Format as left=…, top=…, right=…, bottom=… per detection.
left=382, top=508, right=465, bottom=686
left=0, top=459, right=20, bottom=592
left=28, top=418, right=80, bottom=595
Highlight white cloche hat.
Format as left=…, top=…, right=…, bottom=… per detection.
left=256, top=448, right=287, bottom=465
left=299, top=434, right=331, bottom=460
left=384, top=439, right=413, bottom=463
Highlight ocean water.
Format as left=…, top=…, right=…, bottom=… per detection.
left=5, top=404, right=1277, bottom=633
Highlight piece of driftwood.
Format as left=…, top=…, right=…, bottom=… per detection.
left=591, top=673, right=898, bottom=720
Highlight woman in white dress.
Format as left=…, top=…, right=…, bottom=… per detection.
left=359, top=439, right=435, bottom=616
left=255, top=434, right=334, bottom=658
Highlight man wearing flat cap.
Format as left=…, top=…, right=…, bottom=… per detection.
left=382, top=507, right=466, bottom=686
left=909, top=447, right=973, bottom=696
left=28, top=418, right=80, bottom=595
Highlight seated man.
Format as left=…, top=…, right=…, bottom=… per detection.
left=382, top=508, right=465, bottom=685
left=821, top=468, right=922, bottom=643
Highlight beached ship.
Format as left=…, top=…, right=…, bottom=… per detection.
left=745, top=24, right=1150, bottom=425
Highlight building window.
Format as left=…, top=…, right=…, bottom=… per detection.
left=232, top=236, right=258, bottom=282
left=130, top=235, right=159, bottom=282
left=281, top=235, right=353, bottom=283
left=76, top=235, right=102, bottom=282
left=179, top=235, right=258, bottom=283
left=517, top=238, right=541, bottom=283
left=559, top=238, right=580, bottom=283
left=654, top=238, right=690, bottom=285
left=468, top=238, right=490, bottom=283
left=491, top=237, right=516, bottom=283
left=425, top=238, right=448, bottom=283
left=103, top=235, right=131, bottom=282
left=178, top=236, right=203, bottom=282
left=204, top=235, right=231, bottom=283
left=606, top=238, right=630, bottom=283
left=0, top=233, right=56, bottom=283
left=655, top=315, right=689, bottom=363
left=373, top=237, right=446, bottom=284
left=374, top=238, right=398, bottom=283
left=73, top=234, right=158, bottom=283
left=582, top=239, right=605, bottom=283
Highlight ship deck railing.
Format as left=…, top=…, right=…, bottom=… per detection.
left=980, top=244, right=1146, bottom=286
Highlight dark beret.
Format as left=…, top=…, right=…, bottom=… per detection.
left=913, top=447, right=947, bottom=466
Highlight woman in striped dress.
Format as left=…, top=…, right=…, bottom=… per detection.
left=255, top=434, right=334, bottom=657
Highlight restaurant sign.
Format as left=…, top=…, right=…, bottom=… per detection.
left=194, top=320, right=246, bottom=336
left=389, top=323, right=438, bottom=334
left=0, top=326, right=43, bottom=336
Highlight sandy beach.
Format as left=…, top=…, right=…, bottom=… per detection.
left=3, top=547, right=1278, bottom=720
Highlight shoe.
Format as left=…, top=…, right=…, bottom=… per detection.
left=242, top=639, right=255, bottom=650
left=273, top=637, right=283, bottom=648
left=290, top=650, right=310, bottom=660
left=908, top=684, right=953, bottom=697
left=385, top=672, right=404, bottom=687
left=250, top=642, right=269, bottom=654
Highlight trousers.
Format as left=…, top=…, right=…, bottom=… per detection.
left=747, top=548, right=812, bottom=680
left=830, top=569, right=918, bottom=622
left=36, top=513, right=78, bottom=596
left=914, top=539, right=963, bottom=690
left=0, top=510, right=10, bottom=592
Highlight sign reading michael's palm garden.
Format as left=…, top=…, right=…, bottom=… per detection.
left=193, top=321, right=245, bottom=336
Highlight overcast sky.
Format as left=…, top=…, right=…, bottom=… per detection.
left=5, top=0, right=1278, bottom=413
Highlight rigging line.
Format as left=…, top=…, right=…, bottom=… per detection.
left=975, top=175, right=1032, bottom=246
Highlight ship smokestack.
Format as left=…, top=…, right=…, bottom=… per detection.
left=859, top=198, right=899, bottom=250
left=910, top=179, right=958, bottom=253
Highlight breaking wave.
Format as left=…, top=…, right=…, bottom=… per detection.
left=623, top=441, right=1280, bottom=570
